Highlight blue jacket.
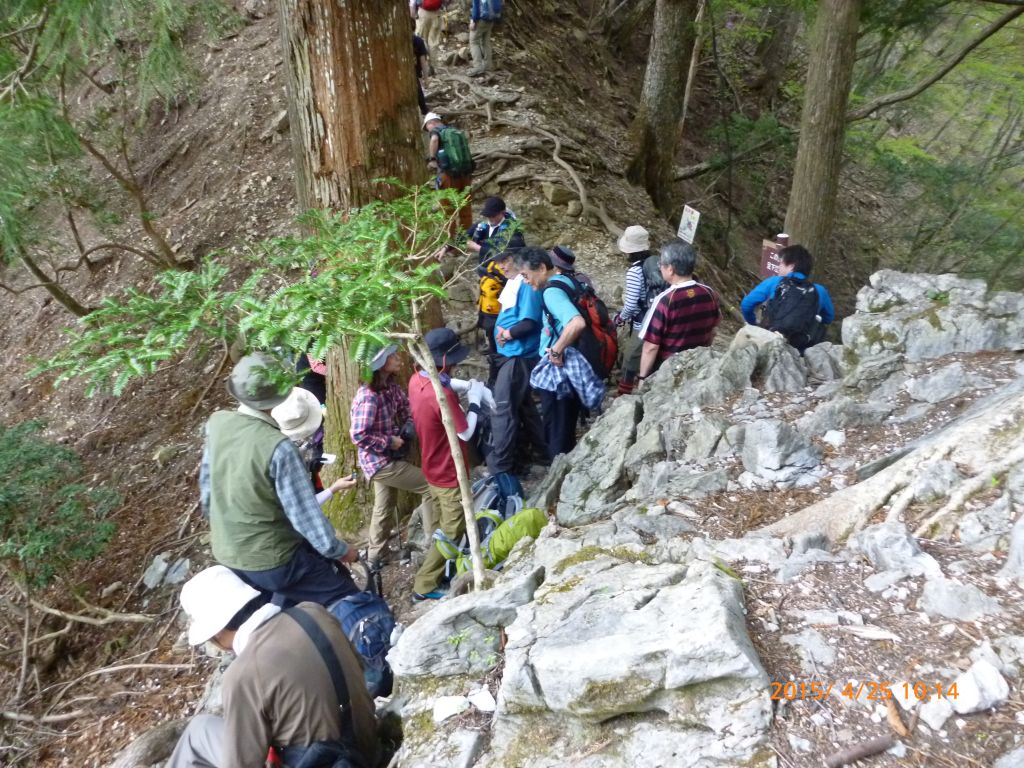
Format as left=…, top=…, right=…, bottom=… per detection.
left=741, top=272, right=835, bottom=325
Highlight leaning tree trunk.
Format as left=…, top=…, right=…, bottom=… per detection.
left=783, top=0, right=862, bottom=260
left=626, top=0, right=700, bottom=217
left=278, top=0, right=425, bottom=530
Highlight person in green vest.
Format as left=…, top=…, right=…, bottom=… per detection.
left=199, top=353, right=359, bottom=607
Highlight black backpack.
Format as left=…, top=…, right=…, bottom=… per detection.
left=761, top=276, right=822, bottom=352
left=639, top=254, right=670, bottom=311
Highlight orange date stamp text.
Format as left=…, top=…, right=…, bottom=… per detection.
left=769, top=680, right=959, bottom=702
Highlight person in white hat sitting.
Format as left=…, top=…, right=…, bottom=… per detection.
left=166, top=566, right=379, bottom=768
left=199, top=353, right=359, bottom=609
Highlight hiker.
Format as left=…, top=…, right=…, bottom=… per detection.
left=423, top=112, right=474, bottom=233
left=413, top=0, right=443, bottom=50
left=515, top=247, right=596, bottom=458
left=167, top=566, right=379, bottom=768
left=740, top=244, right=835, bottom=353
left=350, top=345, right=436, bottom=572
left=413, top=25, right=430, bottom=115
left=469, top=0, right=502, bottom=76
left=467, top=196, right=524, bottom=262
left=471, top=196, right=526, bottom=381
left=487, top=250, right=547, bottom=477
left=200, top=353, right=359, bottom=608
left=408, top=328, right=485, bottom=601
left=637, top=240, right=721, bottom=383
left=613, top=225, right=666, bottom=395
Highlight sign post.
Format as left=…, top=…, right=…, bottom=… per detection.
left=759, top=233, right=789, bottom=277
left=677, top=205, right=700, bottom=244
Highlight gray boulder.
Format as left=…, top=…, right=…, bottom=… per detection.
left=847, top=522, right=940, bottom=577
left=389, top=568, right=544, bottom=678
left=741, top=419, right=821, bottom=483
left=950, top=659, right=1010, bottom=714
left=905, top=362, right=975, bottom=403
left=918, top=577, right=1002, bottom=621
left=557, top=396, right=641, bottom=527
left=804, top=342, right=845, bottom=382
left=109, top=720, right=188, bottom=768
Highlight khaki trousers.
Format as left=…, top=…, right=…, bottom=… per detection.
left=370, top=460, right=434, bottom=562
left=469, top=20, right=494, bottom=72
left=412, top=484, right=464, bottom=594
left=416, top=8, right=442, bottom=49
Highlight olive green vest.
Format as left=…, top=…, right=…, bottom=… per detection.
left=207, top=410, right=301, bottom=570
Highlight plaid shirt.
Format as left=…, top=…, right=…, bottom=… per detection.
left=530, top=347, right=605, bottom=412
left=199, top=407, right=348, bottom=560
left=350, top=382, right=410, bottom=479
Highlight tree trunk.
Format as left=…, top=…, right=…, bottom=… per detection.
left=276, top=0, right=432, bottom=532
left=783, top=0, right=862, bottom=260
left=277, top=0, right=423, bottom=213
left=626, top=0, right=700, bottom=216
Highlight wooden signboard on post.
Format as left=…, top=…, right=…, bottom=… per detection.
left=759, top=233, right=789, bottom=277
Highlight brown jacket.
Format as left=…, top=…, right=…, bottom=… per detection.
left=220, top=603, right=379, bottom=768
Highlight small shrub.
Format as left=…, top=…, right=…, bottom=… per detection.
left=0, top=421, right=119, bottom=586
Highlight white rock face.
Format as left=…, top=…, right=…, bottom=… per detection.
left=493, top=560, right=770, bottom=764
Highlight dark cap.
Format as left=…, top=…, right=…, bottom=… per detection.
left=480, top=196, right=506, bottom=217
left=424, top=328, right=469, bottom=369
left=549, top=245, right=577, bottom=271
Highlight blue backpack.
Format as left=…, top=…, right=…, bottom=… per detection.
left=478, top=0, right=502, bottom=21
left=327, top=591, right=395, bottom=698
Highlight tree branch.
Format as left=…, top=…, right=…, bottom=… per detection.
left=30, top=599, right=152, bottom=627
left=847, top=6, right=1024, bottom=122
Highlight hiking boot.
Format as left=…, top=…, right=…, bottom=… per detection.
left=411, top=589, right=447, bottom=603
left=467, top=67, right=486, bottom=77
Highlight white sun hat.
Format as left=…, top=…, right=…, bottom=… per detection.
left=617, top=225, right=650, bottom=254
left=180, top=566, right=260, bottom=646
left=271, top=387, right=323, bottom=442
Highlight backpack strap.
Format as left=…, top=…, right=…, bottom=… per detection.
left=539, top=276, right=589, bottom=341
left=283, top=607, right=355, bottom=739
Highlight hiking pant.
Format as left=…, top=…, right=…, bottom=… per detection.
left=413, top=484, right=463, bottom=594
left=369, top=460, right=435, bottom=563
left=488, top=355, right=546, bottom=475
left=477, top=312, right=500, bottom=386
left=232, top=542, right=357, bottom=608
left=417, top=80, right=428, bottom=115
left=416, top=8, right=442, bottom=49
left=617, top=331, right=644, bottom=395
left=437, top=172, right=473, bottom=235
left=469, top=20, right=494, bottom=72
left=167, top=714, right=223, bottom=768
left=538, top=390, right=581, bottom=460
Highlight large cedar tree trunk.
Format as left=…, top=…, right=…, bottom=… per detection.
left=626, top=0, right=700, bottom=216
left=783, top=0, right=862, bottom=260
left=277, top=0, right=425, bottom=530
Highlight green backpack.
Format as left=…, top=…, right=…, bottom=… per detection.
left=434, top=507, right=548, bottom=575
left=436, top=125, right=474, bottom=176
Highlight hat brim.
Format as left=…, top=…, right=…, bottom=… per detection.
left=550, top=255, right=574, bottom=271
left=370, top=344, right=398, bottom=372
left=226, top=378, right=289, bottom=410
left=188, top=615, right=224, bottom=646
left=432, top=342, right=469, bottom=368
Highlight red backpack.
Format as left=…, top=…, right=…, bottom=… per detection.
left=420, top=0, right=443, bottom=11
left=541, top=275, right=619, bottom=379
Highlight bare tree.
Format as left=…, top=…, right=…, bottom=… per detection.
left=783, top=0, right=863, bottom=259
left=626, top=0, right=701, bottom=215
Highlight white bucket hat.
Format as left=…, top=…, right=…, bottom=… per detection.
left=180, top=566, right=260, bottom=646
left=422, top=111, right=442, bottom=129
left=617, top=225, right=650, bottom=254
left=270, top=387, right=323, bottom=442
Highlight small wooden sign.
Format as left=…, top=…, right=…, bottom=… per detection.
left=677, top=205, right=700, bottom=244
left=760, top=239, right=783, bottom=277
